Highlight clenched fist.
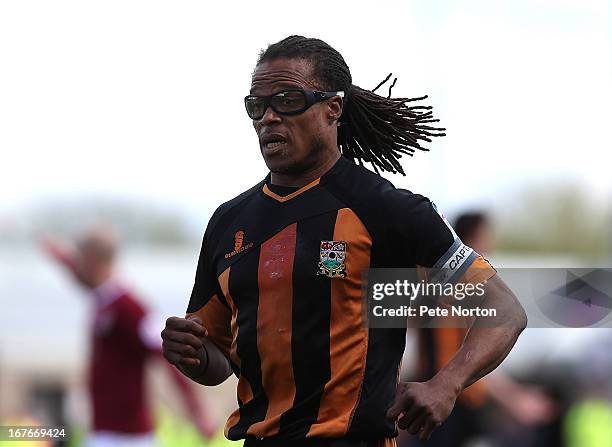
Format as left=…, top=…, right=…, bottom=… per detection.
left=161, top=316, right=209, bottom=377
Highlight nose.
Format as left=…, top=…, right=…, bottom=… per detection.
left=258, top=104, right=282, bottom=127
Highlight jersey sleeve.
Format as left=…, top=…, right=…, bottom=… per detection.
left=386, top=190, right=495, bottom=284
left=186, top=212, right=232, bottom=359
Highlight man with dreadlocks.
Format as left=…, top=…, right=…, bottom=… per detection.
left=161, top=36, right=527, bottom=447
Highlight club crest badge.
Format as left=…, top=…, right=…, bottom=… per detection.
left=317, top=240, right=347, bottom=278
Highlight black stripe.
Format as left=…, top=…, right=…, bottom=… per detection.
left=346, top=326, right=405, bottom=439
left=227, top=246, right=269, bottom=439
left=278, top=210, right=337, bottom=438
left=347, top=237, right=406, bottom=439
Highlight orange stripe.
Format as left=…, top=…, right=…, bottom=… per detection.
left=185, top=294, right=232, bottom=358
left=262, top=178, right=320, bottom=202
left=459, top=255, right=496, bottom=285
left=219, top=267, right=255, bottom=435
left=218, top=268, right=240, bottom=368
left=308, top=208, right=371, bottom=437
left=247, top=223, right=297, bottom=437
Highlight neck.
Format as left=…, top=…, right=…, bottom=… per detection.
left=88, top=267, right=113, bottom=290
left=270, top=150, right=341, bottom=187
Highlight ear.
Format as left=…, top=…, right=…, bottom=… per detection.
left=327, top=96, right=344, bottom=124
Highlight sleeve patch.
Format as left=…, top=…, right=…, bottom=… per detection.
left=431, top=239, right=478, bottom=284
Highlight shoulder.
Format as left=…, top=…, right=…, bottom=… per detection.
left=322, top=157, right=395, bottom=211
left=205, top=179, right=266, bottom=234
left=384, top=188, right=436, bottom=222
left=325, top=157, right=395, bottom=197
left=323, top=157, right=432, bottom=222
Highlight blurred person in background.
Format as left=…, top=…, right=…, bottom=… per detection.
left=399, top=212, right=556, bottom=447
left=453, top=213, right=492, bottom=256
left=42, top=227, right=216, bottom=447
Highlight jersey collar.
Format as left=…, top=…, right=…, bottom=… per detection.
left=261, top=156, right=349, bottom=203
left=262, top=177, right=320, bottom=202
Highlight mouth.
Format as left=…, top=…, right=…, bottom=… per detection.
left=260, top=133, right=288, bottom=154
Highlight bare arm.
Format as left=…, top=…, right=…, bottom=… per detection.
left=388, top=274, right=527, bottom=440
left=435, top=274, right=527, bottom=393
left=41, top=237, right=89, bottom=287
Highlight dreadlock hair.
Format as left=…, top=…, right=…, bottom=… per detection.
left=257, top=35, right=446, bottom=175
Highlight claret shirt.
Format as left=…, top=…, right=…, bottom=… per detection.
left=90, top=281, right=154, bottom=434
left=186, top=156, right=495, bottom=442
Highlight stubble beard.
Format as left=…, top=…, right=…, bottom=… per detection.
left=269, top=133, right=327, bottom=177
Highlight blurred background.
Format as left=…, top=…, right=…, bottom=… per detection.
left=1, top=0, right=611, bottom=445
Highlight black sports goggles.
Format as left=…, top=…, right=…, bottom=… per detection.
left=244, top=89, right=344, bottom=120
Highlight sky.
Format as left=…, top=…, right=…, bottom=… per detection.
left=1, top=0, right=611, bottom=226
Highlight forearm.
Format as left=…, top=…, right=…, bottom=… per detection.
left=434, top=275, right=527, bottom=394
left=179, top=337, right=233, bottom=386
left=164, top=356, right=203, bottom=415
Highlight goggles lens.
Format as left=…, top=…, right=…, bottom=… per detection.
left=244, top=90, right=343, bottom=120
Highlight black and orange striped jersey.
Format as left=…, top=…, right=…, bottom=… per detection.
left=186, top=156, right=495, bottom=443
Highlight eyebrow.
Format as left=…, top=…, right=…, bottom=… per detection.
left=249, top=81, right=304, bottom=95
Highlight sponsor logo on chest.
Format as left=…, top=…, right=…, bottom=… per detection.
left=225, top=230, right=254, bottom=259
